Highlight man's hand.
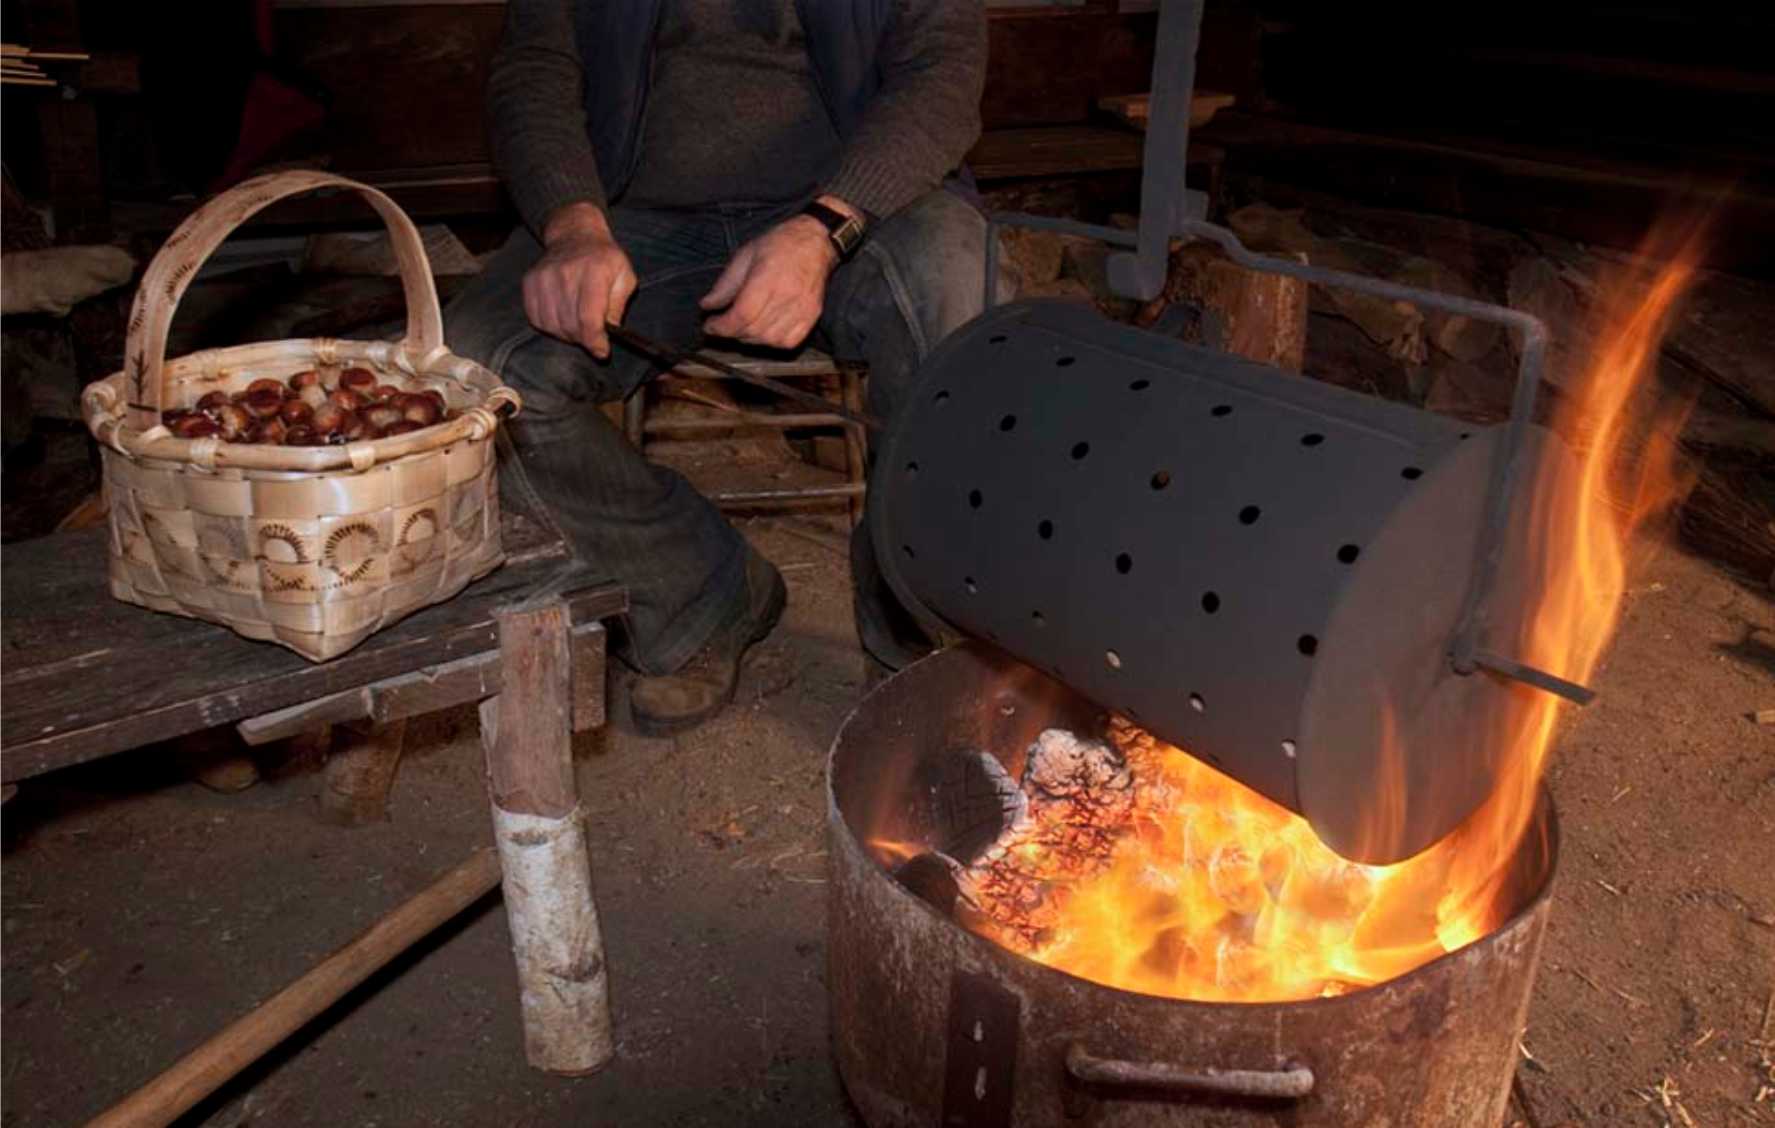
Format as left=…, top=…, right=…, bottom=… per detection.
left=522, top=201, right=638, bottom=360
left=700, top=196, right=859, bottom=350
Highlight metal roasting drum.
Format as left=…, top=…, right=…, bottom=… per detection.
left=872, top=297, right=1588, bottom=864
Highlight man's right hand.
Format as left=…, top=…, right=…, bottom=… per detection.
left=522, top=202, right=638, bottom=360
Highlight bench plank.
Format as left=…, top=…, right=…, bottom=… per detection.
left=2, top=515, right=625, bottom=782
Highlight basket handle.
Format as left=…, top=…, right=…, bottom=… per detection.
left=121, top=170, right=447, bottom=432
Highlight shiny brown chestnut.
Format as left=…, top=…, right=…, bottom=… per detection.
left=328, top=388, right=364, bottom=411
left=214, top=403, right=252, bottom=440
left=246, top=377, right=285, bottom=398
left=172, top=414, right=221, bottom=439
left=299, top=382, right=329, bottom=411
left=373, top=383, right=402, bottom=402
left=242, top=388, right=284, bottom=419
left=311, top=403, right=347, bottom=434
left=282, top=424, right=318, bottom=446
left=395, top=393, right=441, bottom=426
left=339, top=368, right=378, bottom=394
left=339, top=410, right=369, bottom=442
left=257, top=417, right=288, bottom=445
left=279, top=398, right=314, bottom=425
left=362, top=403, right=404, bottom=430
left=288, top=370, right=322, bottom=391
left=195, top=390, right=231, bottom=414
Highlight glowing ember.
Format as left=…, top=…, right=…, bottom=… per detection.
left=879, top=222, right=1705, bottom=1003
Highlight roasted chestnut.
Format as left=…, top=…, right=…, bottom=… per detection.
left=279, top=398, right=314, bottom=425
left=288, top=370, right=322, bottom=391
left=257, top=417, right=288, bottom=445
left=299, top=382, right=329, bottom=411
left=282, top=424, right=317, bottom=446
left=328, top=387, right=364, bottom=411
left=246, top=377, right=286, bottom=398
left=195, top=390, right=231, bottom=414
left=372, top=384, right=402, bottom=402
left=339, top=410, right=369, bottom=442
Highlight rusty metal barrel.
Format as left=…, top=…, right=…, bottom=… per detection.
left=827, top=642, right=1557, bottom=1128
left=872, top=299, right=1580, bottom=863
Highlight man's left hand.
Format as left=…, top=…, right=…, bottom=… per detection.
left=700, top=197, right=858, bottom=349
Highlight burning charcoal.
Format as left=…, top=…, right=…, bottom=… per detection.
left=1022, top=728, right=1134, bottom=799
left=892, top=851, right=966, bottom=918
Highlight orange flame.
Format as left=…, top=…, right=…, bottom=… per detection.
left=906, top=221, right=1705, bottom=1002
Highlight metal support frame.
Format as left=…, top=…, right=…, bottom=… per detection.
left=974, top=0, right=1591, bottom=709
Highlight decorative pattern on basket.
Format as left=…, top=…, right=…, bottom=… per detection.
left=81, top=171, right=522, bottom=662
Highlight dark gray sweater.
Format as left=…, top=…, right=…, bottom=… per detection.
left=488, top=0, right=986, bottom=234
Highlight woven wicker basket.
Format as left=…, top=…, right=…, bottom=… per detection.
left=81, top=171, right=522, bottom=662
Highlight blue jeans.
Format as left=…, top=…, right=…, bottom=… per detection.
left=445, top=190, right=998, bottom=674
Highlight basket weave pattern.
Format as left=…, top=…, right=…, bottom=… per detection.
left=82, top=172, right=521, bottom=661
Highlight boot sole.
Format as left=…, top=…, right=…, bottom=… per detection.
left=629, top=570, right=788, bottom=739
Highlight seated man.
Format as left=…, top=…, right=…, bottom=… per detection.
left=448, top=1, right=993, bottom=736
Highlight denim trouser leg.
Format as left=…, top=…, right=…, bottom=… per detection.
left=821, top=189, right=1010, bottom=667
left=445, top=214, right=747, bottom=676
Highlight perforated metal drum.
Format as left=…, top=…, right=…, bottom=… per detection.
left=872, top=300, right=1579, bottom=864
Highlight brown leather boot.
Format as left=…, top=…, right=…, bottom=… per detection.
left=630, top=550, right=787, bottom=737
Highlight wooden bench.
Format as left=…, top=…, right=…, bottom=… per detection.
left=2, top=511, right=630, bottom=1123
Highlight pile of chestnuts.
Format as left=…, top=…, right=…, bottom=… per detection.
left=160, top=367, right=460, bottom=446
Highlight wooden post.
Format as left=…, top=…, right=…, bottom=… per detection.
left=84, top=849, right=501, bottom=1128
left=318, top=718, right=406, bottom=826
left=481, top=597, right=613, bottom=1076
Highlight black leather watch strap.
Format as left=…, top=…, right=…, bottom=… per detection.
left=802, top=200, right=867, bottom=261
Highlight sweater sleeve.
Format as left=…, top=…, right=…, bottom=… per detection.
left=487, top=0, right=608, bottom=237
left=822, top=0, right=987, bottom=221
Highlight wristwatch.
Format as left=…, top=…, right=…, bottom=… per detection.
left=802, top=200, right=867, bottom=261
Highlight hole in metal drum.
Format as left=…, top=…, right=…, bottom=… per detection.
left=1151, top=470, right=1171, bottom=490
left=1298, top=634, right=1318, bottom=655
left=1071, top=441, right=1090, bottom=461
left=1201, top=591, right=1220, bottom=613
left=1338, top=544, right=1361, bottom=564
left=1115, top=553, right=1132, bottom=575
left=999, top=414, right=1017, bottom=432
left=1038, top=520, right=1054, bottom=541
left=1238, top=505, right=1261, bottom=525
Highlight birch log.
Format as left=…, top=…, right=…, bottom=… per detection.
left=481, top=598, right=613, bottom=1076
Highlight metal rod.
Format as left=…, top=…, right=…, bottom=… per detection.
left=644, top=411, right=849, bottom=434
left=712, top=483, right=866, bottom=503
left=608, top=323, right=884, bottom=432
left=1065, top=1044, right=1315, bottom=1101
left=1472, top=650, right=1597, bottom=706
